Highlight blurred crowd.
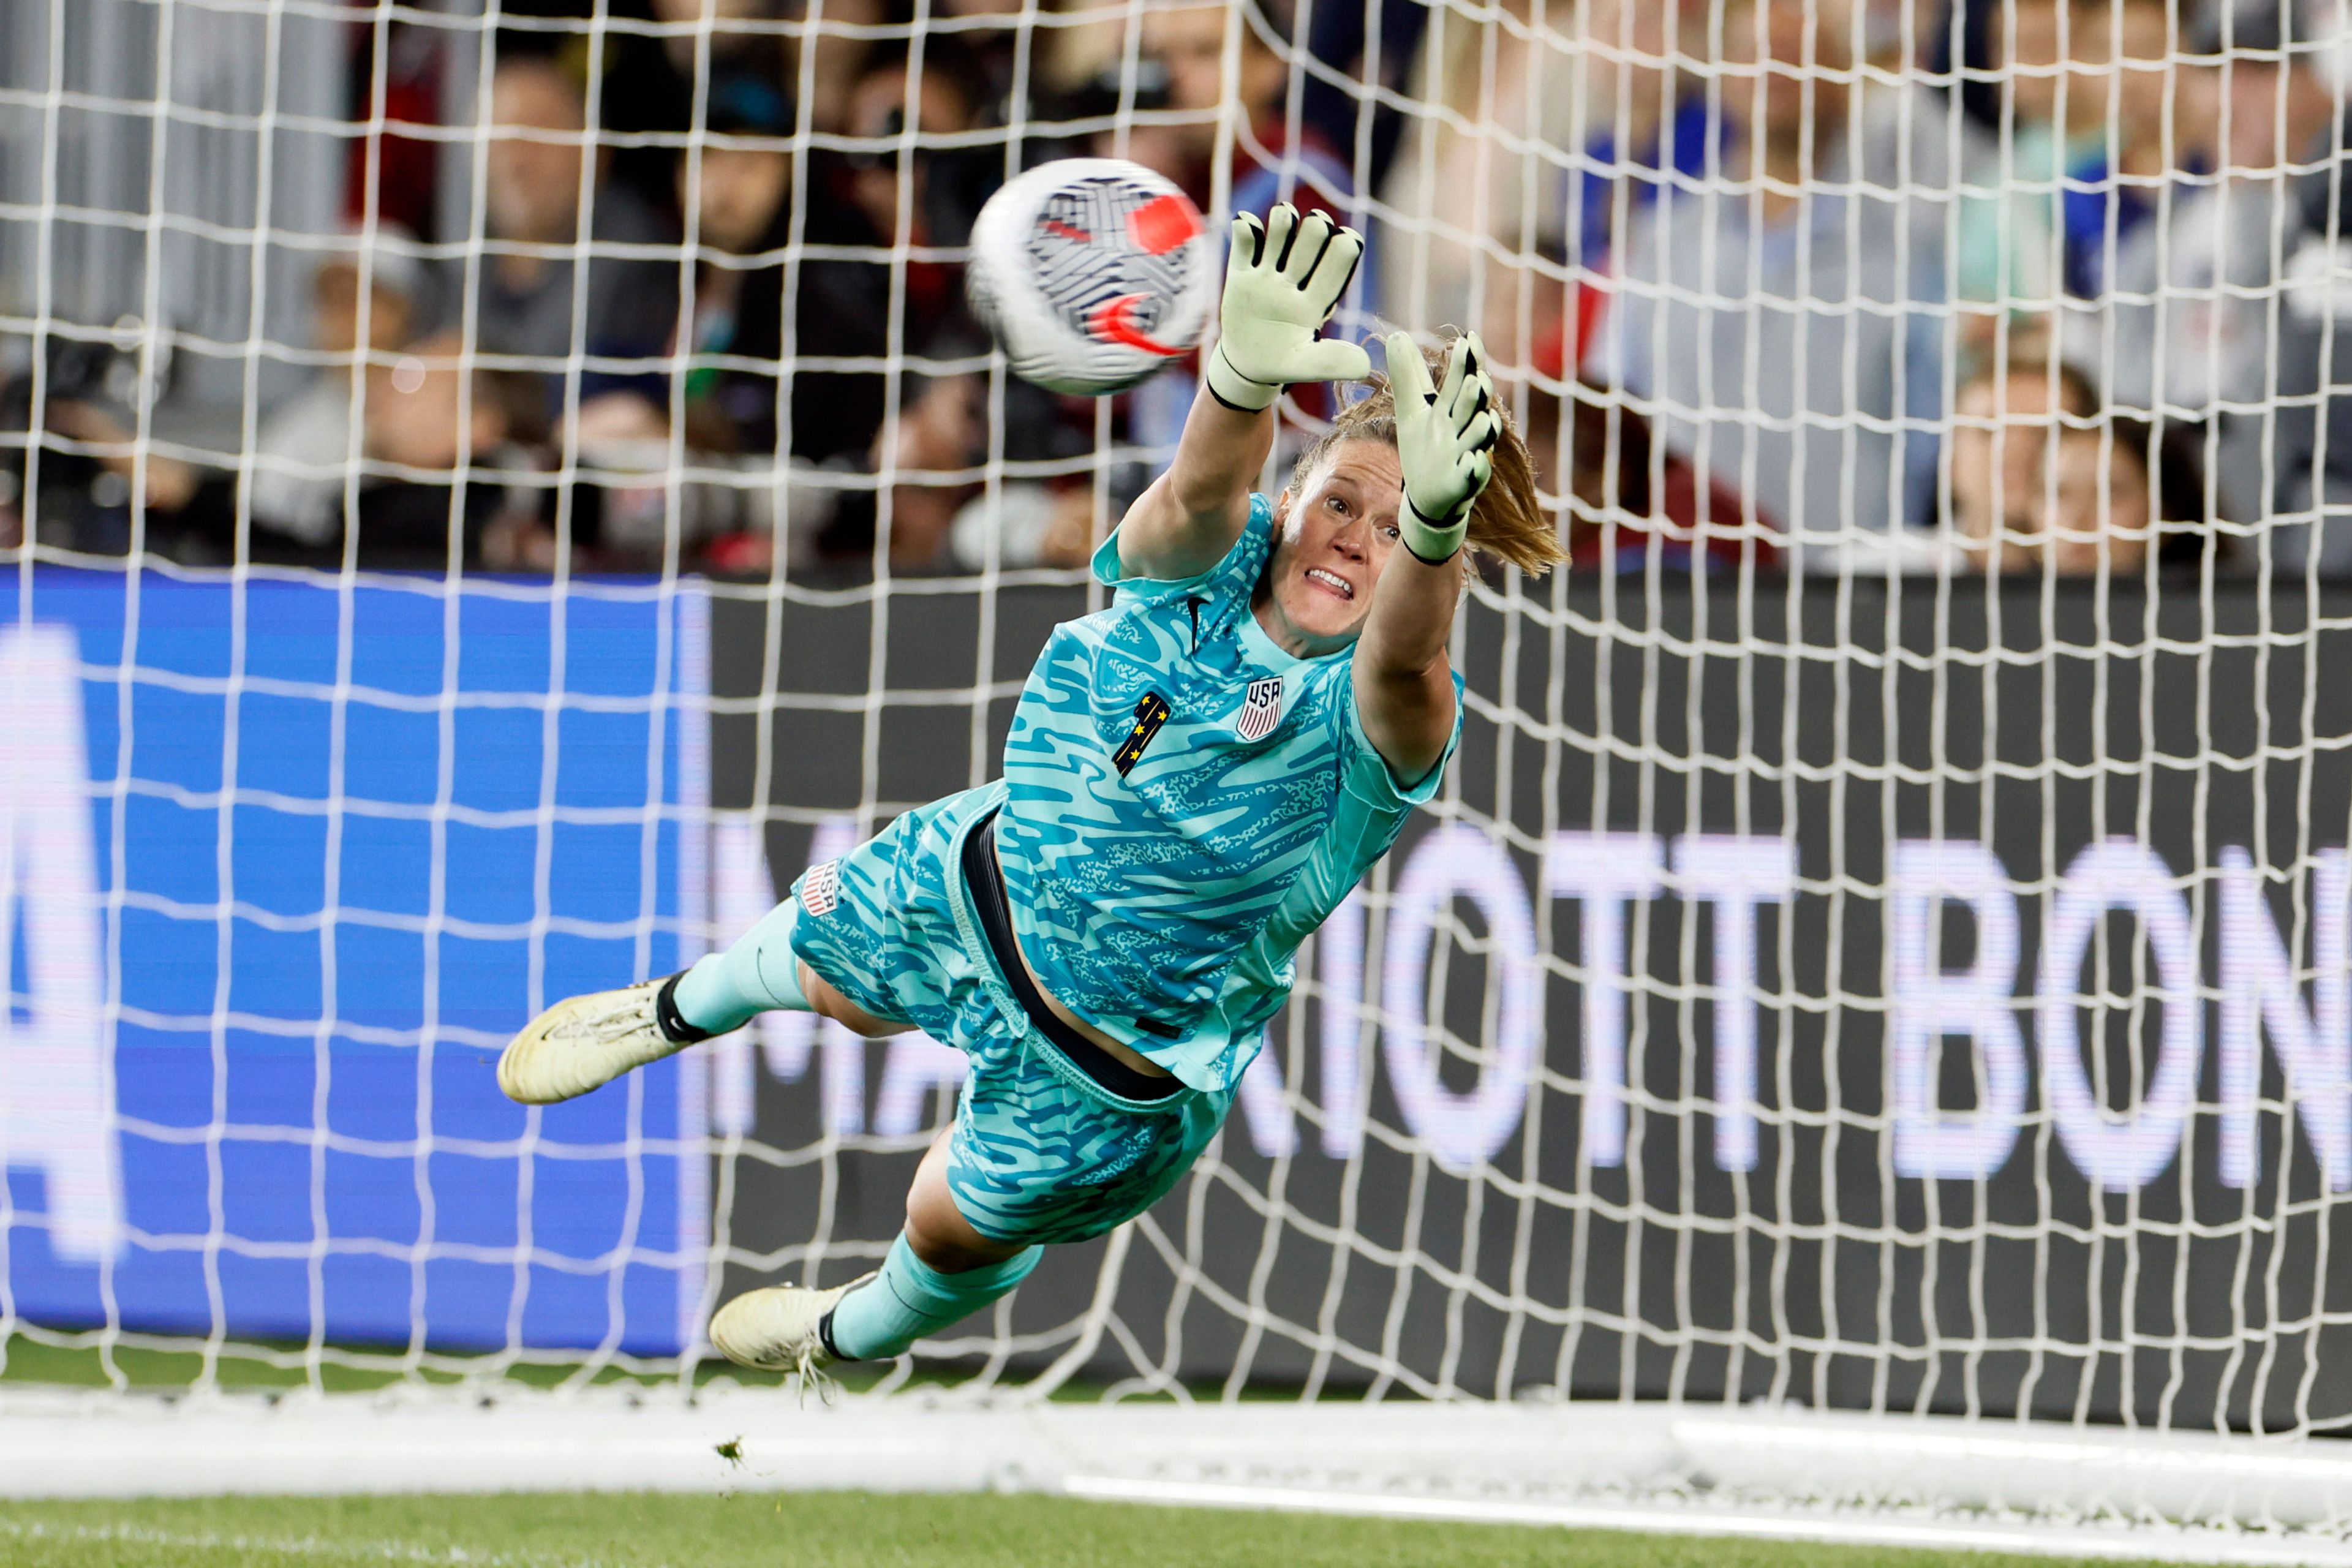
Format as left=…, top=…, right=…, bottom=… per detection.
left=4, top=0, right=2350, bottom=581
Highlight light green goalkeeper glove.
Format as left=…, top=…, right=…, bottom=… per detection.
left=1203, top=203, right=1372, bottom=413
left=1387, top=331, right=1498, bottom=565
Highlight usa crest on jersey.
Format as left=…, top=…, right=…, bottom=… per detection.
left=1234, top=676, right=1285, bottom=742
left=801, top=859, right=842, bottom=917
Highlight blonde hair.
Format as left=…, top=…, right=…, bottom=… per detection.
left=1286, top=345, right=1565, bottom=578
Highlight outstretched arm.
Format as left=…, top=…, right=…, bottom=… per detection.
left=1353, top=333, right=1498, bottom=783
left=1114, top=205, right=1370, bottom=581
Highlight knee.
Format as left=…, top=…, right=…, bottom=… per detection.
left=813, top=987, right=880, bottom=1034
left=905, top=1224, right=998, bottom=1275
left=905, top=1186, right=1023, bottom=1273
left=807, top=965, right=907, bottom=1038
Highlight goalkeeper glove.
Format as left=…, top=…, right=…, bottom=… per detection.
left=1387, top=331, right=1498, bottom=565
left=1204, top=203, right=1371, bottom=413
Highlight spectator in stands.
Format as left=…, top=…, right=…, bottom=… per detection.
left=1949, top=356, right=2209, bottom=576
left=1954, top=0, right=2072, bottom=156
left=912, top=27, right=1017, bottom=252
left=354, top=329, right=549, bottom=569
left=1119, top=1, right=1356, bottom=455
left=20, top=331, right=303, bottom=563
left=2109, top=1, right=2337, bottom=535
left=1945, top=0, right=2065, bottom=375
left=2047, top=0, right=2200, bottom=300
left=948, top=481, right=1100, bottom=571
left=473, top=55, right=677, bottom=421
left=603, top=0, right=791, bottom=216
left=839, top=52, right=990, bottom=568
left=2252, top=75, right=2352, bottom=568
left=839, top=50, right=981, bottom=292
left=935, top=0, right=1026, bottom=108
left=23, top=352, right=221, bottom=560
left=1962, top=0, right=2127, bottom=288
left=682, top=72, right=818, bottom=461
left=1297, top=0, right=1430, bottom=194
left=1587, top=0, right=1951, bottom=555
left=1951, top=356, right=2103, bottom=571
left=247, top=229, right=425, bottom=552
left=1055, top=51, right=1189, bottom=185
left=1381, top=0, right=1692, bottom=355
left=1059, top=0, right=1409, bottom=510
left=790, top=0, right=888, bottom=135
left=1144, top=0, right=1351, bottom=219
left=1947, top=0, right=2212, bottom=380
left=673, top=65, right=984, bottom=571
left=24, top=315, right=543, bottom=569
left=1534, top=378, right=1775, bottom=573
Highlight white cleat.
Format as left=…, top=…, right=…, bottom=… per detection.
left=496, top=978, right=699, bottom=1105
left=709, top=1275, right=874, bottom=1386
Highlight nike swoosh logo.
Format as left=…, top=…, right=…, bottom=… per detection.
left=1088, top=295, right=1186, bottom=357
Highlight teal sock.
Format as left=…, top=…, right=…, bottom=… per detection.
left=826, top=1233, right=1043, bottom=1360
left=674, top=898, right=809, bottom=1034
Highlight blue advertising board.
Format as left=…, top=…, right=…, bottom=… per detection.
left=0, top=568, right=707, bottom=1357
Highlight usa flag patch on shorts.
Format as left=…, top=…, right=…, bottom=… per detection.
left=1234, top=676, right=1284, bottom=742
left=801, top=859, right=842, bottom=917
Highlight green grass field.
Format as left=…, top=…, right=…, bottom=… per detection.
left=0, top=1493, right=2167, bottom=1568
left=0, top=1340, right=2177, bottom=1567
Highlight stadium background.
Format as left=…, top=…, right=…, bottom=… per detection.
left=6, top=0, right=2352, bottom=1466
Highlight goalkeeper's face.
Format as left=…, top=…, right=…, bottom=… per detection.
left=1262, top=441, right=1404, bottom=652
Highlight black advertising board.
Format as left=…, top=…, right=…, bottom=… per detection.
left=704, top=575, right=2352, bottom=1428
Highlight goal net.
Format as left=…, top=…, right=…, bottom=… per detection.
left=9, top=0, right=2352, bottom=1549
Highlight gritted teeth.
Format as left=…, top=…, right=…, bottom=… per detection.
left=1305, top=567, right=1354, bottom=600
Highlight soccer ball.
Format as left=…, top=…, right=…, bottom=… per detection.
left=967, top=157, right=1221, bottom=397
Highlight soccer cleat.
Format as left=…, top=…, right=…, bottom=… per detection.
left=708, top=1275, right=874, bottom=1392
left=496, top=974, right=708, bottom=1106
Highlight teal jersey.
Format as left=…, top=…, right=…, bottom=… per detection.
left=995, top=494, right=1461, bottom=1093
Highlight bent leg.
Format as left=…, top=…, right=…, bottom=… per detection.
left=672, top=898, right=806, bottom=1034
left=805, top=967, right=914, bottom=1039
left=826, top=1127, right=1039, bottom=1360
left=905, top=1122, right=1027, bottom=1271
left=821, top=1048, right=1232, bottom=1360
left=674, top=897, right=913, bottom=1039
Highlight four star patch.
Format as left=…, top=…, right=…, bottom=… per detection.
left=1113, top=691, right=1173, bottom=777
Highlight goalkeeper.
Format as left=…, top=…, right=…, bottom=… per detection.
left=497, top=203, right=1563, bottom=1378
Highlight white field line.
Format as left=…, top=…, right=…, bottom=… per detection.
left=1064, top=1476, right=2352, bottom=1567
left=0, top=1516, right=647, bottom=1568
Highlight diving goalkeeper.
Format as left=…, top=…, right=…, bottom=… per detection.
left=496, top=203, right=1563, bottom=1378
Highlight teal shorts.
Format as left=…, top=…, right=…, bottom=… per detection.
left=786, top=782, right=1235, bottom=1247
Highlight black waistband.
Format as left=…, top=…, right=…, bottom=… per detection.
left=960, top=809, right=1182, bottom=1103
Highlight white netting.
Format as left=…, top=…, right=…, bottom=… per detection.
left=10, top=0, right=2352, bottom=1547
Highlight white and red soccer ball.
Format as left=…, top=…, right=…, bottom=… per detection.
left=967, top=157, right=1221, bottom=397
